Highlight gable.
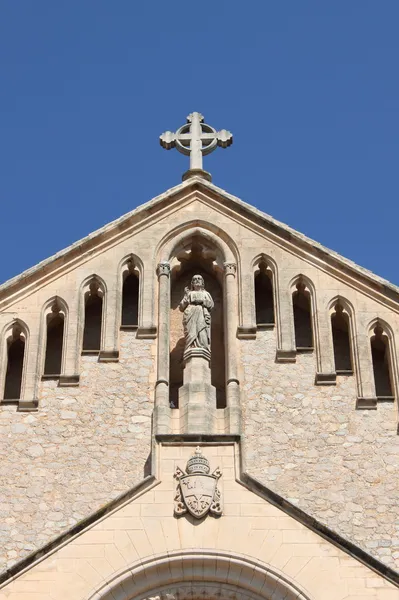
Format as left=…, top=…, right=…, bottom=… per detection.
left=0, top=441, right=397, bottom=599
left=1, top=176, right=398, bottom=311
left=1, top=176, right=399, bottom=582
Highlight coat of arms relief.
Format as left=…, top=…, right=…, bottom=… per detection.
left=174, top=447, right=222, bottom=518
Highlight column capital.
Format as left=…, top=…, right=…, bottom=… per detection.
left=157, top=261, right=171, bottom=278
left=224, top=262, right=237, bottom=276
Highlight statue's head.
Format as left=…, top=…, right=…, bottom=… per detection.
left=191, top=274, right=204, bottom=291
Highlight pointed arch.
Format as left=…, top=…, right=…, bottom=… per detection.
left=118, top=254, right=144, bottom=329
left=87, top=550, right=314, bottom=600
left=79, top=275, right=107, bottom=354
left=39, top=296, right=68, bottom=378
left=290, top=274, right=317, bottom=353
left=367, top=317, right=398, bottom=401
left=328, top=295, right=356, bottom=376
left=252, top=253, right=278, bottom=328
left=1, top=318, right=29, bottom=401
left=154, top=222, right=241, bottom=434
left=157, top=219, right=238, bottom=266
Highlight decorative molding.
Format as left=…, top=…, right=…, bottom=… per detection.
left=236, top=325, right=257, bottom=340
left=98, top=350, right=119, bottom=363
left=1, top=398, right=38, bottom=412
left=224, top=261, right=237, bottom=276
left=315, top=372, right=337, bottom=386
left=257, top=322, right=275, bottom=330
left=356, top=397, right=378, bottom=409
left=137, top=326, right=157, bottom=339
left=88, top=550, right=315, bottom=600
left=182, top=168, right=212, bottom=182
left=157, top=261, right=170, bottom=278
left=120, top=324, right=138, bottom=331
left=275, top=349, right=296, bottom=363
left=58, top=374, right=80, bottom=387
left=17, top=399, right=38, bottom=412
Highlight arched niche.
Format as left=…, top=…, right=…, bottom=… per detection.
left=87, top=550, right=313, bottom=600
left=290, top=276, right=315, bottom=352
left=252, top=255, right=277, bottom=328
left=41, top=297, right=68, bottom=377
left=368, top=319, right=397, bottom=400
left=329, top=300, right=353, bottom=374
left=81, top=276, right=106, bottom=354
left=1, top=320, right=29, bottom=401
left=155, top=224, right=240, bottom=435
left=118, top=254, right=143, bottom=330
left=169, top=237, right=226, bottom=408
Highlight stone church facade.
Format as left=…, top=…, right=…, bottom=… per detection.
left=0, top=114, right=398, bottom=598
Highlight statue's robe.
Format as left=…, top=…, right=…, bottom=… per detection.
left=181, top=290, right=214, bottom=350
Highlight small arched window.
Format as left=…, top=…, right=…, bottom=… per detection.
left=292, top=280, right=313, bottom=351
left=254, top=262, right=274, bottom=326
left=82, top=280, right=104, bottom=353
left=370, top=324, right=394, bottom=399
left=4, top=325, right=26, bottom=400
left=121, top=259, right=139, bottom=328
left=43, top=302, right=65, bottom=376
left=331, top=303, right=353, bottom=374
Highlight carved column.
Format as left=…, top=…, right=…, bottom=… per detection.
left=59, top=305, right=80, bottom=386
left=275, top=276, right=296, bottom=363
left=224, top=262, right=241, bottom=434
left=154, top=261, right=172, bottom=433
left=20, top=323, right=39, bottom=411
left=99, top=277, right=119, bottom=362
left=355, top=318, right=377, bottom=409
left=314, top=298, right=336, bottom=385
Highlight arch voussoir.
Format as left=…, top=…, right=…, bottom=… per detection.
left=88, top=550, right=314, bottom=600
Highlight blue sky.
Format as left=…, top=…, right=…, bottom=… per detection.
left=0, top=2, right=398, bottom=284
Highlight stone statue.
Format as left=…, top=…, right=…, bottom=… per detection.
left=179, top=275, right=214, bottom=352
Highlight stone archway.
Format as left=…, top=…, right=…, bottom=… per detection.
left=154, top=224, right=241, bottom=436
left=88, top=549, right=314, bottom=600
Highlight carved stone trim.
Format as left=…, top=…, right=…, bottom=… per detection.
left=58, top=374, right=80, bottom=387
left=275, top=349, right=296, bottom=363
left=157, top=261, right=171, bottom=278
left=98, top=350, right=119, bottom=363
left=137, top=584, right=262, bottom=600
left=136, top=326, right=157, bottom=339
left=17, top=399, right=39, bottom=412
left=224, top=261, right=237, bottom=276
left=237, top=326, right=257, bottom=339
left=174, top=447, right=222, bottom=518
left=182, top=168, right=212, bottom=182
left=315, top=372, right=337, bottom=386
left=356, top=396, right=378, bottom=409
left=87, top=550, right=314, bottom=600
left=183, top=346, right=211, bottom=364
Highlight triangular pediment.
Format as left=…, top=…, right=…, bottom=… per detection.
left=1, top=176, right=398, bottom=310
left=0, top=442, right=397, bottom=598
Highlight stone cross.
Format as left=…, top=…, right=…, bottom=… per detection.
left=160, top=112, right=233, bottom=173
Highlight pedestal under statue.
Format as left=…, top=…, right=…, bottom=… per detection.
left=178, top=275, right=217, bottom=433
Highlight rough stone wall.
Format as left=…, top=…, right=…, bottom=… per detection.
left=0, top=332, right=154, bottom=573
left=241, top=328, right=399, bottom=570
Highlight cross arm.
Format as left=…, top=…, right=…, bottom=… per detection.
left=215, top=129, right=233, bottom=148
left=160, top=131, right=177, bottom=150
left=174, top=130, right=233, bottom=146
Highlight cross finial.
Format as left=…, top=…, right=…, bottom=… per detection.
left=160, top=112, right=233, bottom=182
